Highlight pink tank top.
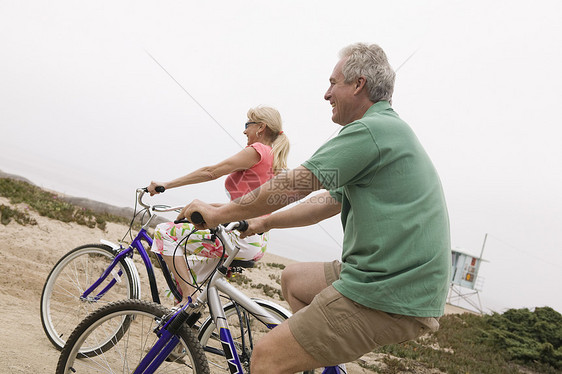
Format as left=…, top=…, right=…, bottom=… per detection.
left=224, top=142, right=274, bottom=200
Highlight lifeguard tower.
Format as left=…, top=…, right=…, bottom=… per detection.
left=448, top=234, right=489, bottom=313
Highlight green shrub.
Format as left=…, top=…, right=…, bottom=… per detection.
left=0, top=178, right=129, bottom=230
left=484, top=307, right=562, bottom=370
left=373, top=307, right=561, bottom=374
left=266, top=262, right=286, bottom=270
left=0, top=204, right=37, bottom=226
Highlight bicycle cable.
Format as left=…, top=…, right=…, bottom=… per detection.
left=169, top=224, right=228, bottom=299
left=170, top=227, right=198, bottom=294
left=120, top=193, right=143, bottom=244
left=120, top=206, right=149, bottom=244
left=170, top=227, right=221, bottom=295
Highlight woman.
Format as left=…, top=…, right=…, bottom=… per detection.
left=148, top=106, right=289, bottom=304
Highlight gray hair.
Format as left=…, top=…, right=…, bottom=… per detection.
left=338, top=43, right=395, bottom=103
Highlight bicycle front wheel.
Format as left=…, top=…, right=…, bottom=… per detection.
left=198, top=298, right=313, bottom=373
left=41, top=243, right=137, bottom=351
left=56, top=299, right=209, bottom=374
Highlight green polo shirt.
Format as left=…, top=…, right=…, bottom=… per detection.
left=302, top=101, right=451, bottom=317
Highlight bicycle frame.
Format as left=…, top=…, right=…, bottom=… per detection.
left=80, top=189, right=184, bottom=305
left=80, top=228, right=180, bottom=304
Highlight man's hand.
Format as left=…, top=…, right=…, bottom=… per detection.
left=239, top=216, right=269, bottom=238
left=177, top=199, right=220, bottom=230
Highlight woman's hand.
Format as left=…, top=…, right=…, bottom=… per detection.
left=239, top=216, right=269, bottom=238
left=147, top=181, right=166, bottom=196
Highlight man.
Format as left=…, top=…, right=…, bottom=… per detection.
left=179, top=43, right=451, bottom=374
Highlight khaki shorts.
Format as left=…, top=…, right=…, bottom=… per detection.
left=288, top=260, right=440, bottom=366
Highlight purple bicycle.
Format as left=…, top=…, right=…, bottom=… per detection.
left=41, top=188, right=311, bottom=373
left=40, top=187, right=186, bottom=351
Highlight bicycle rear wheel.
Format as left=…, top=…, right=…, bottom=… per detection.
left=198, top=298, right=314, bottom=373
left=56, top=299, right=209, bottom=374
left=41, top=244, right=137, bottom=350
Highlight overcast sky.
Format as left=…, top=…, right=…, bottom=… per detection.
left=1, top=0, right=561, bottom=313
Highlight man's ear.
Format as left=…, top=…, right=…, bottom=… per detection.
left=354, top=76, right=367, bottom=95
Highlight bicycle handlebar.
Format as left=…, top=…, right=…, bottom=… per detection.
left=138, top=188, right=248, bottom=232
left=141, top=185, right=165, bottom=194
left=136, top=187, right=183, bottom=213
left=235, top=220, right=249, bottom=232
left=174, top=214, right=248, bottom=232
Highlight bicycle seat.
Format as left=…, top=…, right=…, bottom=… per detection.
left=229, top=260, right=255, bottom=269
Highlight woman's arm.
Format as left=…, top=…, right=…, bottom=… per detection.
left=148, top=147, right=260, bottom=194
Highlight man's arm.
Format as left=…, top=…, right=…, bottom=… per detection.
left=178, top=166, right=324, bottom=228
left=240, top=190, right=341, bottom=237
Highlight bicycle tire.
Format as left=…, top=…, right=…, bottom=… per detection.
left=40, top=243, right=137, bottom=351
left=198, top=298, right=314, bottom=374
left=56, top=299, right=210, bottom=374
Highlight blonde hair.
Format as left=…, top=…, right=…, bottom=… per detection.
left=247, top=106, right=290, bottom=174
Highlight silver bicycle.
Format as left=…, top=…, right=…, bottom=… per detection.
left=56, top=217, right=319, bottom=373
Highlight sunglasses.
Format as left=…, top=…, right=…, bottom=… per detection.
left=245, top=121, right=260, bottom=129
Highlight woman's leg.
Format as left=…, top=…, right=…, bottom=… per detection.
left=162, top=255, right=196, bottom=303
left=152, top=224, right=268, bottom=304
left=164, top=255, right=223, bottom=303
left=151, top=221, right=212, bottom=304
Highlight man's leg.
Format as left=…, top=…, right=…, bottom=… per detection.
left=250, top=261, right=341, bottom=373
left=281, top=262, right=328, bottom=312
left=250, top=320, right=324, bottom=374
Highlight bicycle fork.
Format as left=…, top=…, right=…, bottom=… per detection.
left=133, top=329, right=180, bottom=374
left=133, top=304, right=202, bottom=374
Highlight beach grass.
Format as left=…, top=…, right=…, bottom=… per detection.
left=0, top=178, right=130, bottom=230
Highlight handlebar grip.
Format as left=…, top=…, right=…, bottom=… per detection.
left=174, top=213, right=204, bottom=225
left=190, top=212, right=205, bottom=225
left=237, top=220, right=248, bottom=232
left=143, top=186, right=166, bottom=193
